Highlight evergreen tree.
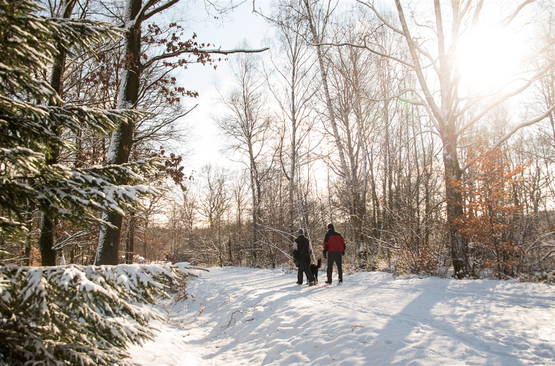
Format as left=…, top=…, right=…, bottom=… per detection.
left=0, top=0, right=157, bottom=263
left=0, top=262, right=194, bottom=365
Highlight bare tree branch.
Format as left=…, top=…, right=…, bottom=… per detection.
left=458, top=65, right=554, bottom=135
left=142, top=47, right=269, bottom=69
left=491, top=106, right=555, bottom=149
left=143, top=0, right=180, bottom=21
left=134, top=0, right=159, bottom=23
left=503, top=0, right=539, bottom=25
left=393, top=0, right=444, bottom=125
left=356, top=0, right=404, bottom=35
left=317, top=41, right=415, bottom=69
left=462, top=105, right=555, bottom=171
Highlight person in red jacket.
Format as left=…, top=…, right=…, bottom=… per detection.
left=323, top=223, right=345, bottom=284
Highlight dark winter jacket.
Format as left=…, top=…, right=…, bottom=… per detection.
left=293, top=235, right=311, bottom=265
left=323, top=230, right=345, bottom=253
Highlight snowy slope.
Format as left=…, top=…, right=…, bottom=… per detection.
left=129, top=267, right=555, bottom=365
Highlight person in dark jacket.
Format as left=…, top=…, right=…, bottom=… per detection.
left=323, top=223, right=345, bottom=284
left=293, top=229, right=315, bottom=286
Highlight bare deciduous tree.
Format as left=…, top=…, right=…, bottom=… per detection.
left=218, top=55, right=272, bottom=266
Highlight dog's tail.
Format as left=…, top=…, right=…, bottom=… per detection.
left=317, top=258, right=322, bottom=268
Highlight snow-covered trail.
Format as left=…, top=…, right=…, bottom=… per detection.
left=130, top=267, right=555, bottom=365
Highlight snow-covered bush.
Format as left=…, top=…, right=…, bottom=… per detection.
left=0, top=262, right=194, bottom=365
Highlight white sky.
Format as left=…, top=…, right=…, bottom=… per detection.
left=168, top=0, right=274, bottom=175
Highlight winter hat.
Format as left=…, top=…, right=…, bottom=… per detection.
left=327, top=223, right=335, bottom=231
left=297, top=228, right=304, bottom=236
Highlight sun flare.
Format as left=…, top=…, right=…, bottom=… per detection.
left=456, top=23, right=528, bottom=96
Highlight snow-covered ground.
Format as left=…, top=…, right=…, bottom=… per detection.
left=130, top=267, right=555, bottom=365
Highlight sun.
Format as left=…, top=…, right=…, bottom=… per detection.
left=455, top=23, right=527, bottom=96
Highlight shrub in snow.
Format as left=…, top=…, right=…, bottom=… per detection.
left=0, top=262, right=194, bottom=365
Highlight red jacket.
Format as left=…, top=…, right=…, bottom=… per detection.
left=323, top=232, right=345, bottom=252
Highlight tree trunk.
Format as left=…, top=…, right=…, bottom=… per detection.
left=227, top=238, right=233, bottom=264
left=247, top=137, right=261, bottom=266
left=288, top=121, right=297, bottom=232
left=38, top=0, right=77, bottom=266
left=125, top=214, right=135, bottom=264
left=24, top=226, right=32, bottom=266
left=39, top=214, right=56, bottom=265
left=96, top=0, right=142, bottom=265
left=302, top=0, right=349, bottom=179
left=442, top=130, right=469, bottom=278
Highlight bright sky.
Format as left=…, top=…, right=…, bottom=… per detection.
left=169, top=0, right=274, bottom=175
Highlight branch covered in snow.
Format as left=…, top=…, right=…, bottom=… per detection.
left=0, top=0, right=156, bottom=242
left=0, top=262, right=196, bottom=365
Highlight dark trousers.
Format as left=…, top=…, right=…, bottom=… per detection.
left=297, top=261, right=314, bottom=284
left=326, top=252, right=343, bottom=283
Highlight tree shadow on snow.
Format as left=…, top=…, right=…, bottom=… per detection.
left=368, top=279, right=532, bottom=365
left=187, top=284, right=330, bottom=360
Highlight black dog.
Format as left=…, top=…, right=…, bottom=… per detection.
left=309, top=259, right=322, bottom=284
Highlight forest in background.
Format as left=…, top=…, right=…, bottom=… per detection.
left=1, top=0, right=555, bottom=281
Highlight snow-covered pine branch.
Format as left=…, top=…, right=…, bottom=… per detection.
left=52, top=231, right=91, bottom=251
left=36, top=160, right=161, bottom=225
left=0, top=1, right=122, bottom=104
left=0, top=0, right=159, bottom=246
left=0, top=262, right=196, bottom=365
